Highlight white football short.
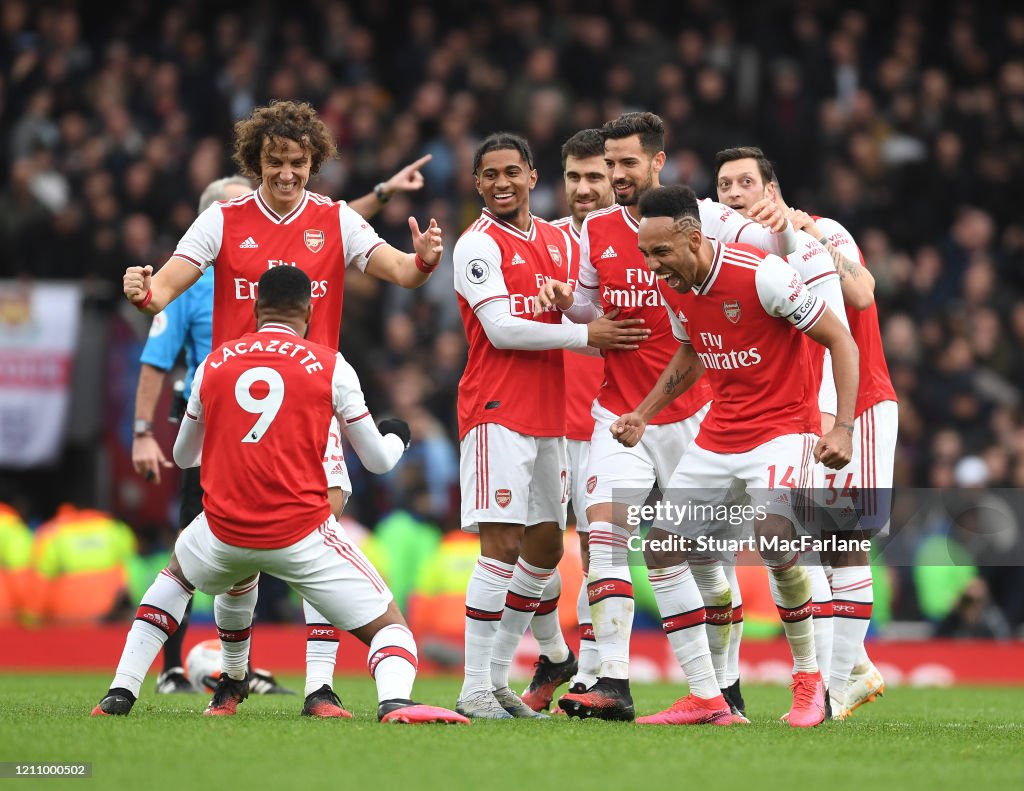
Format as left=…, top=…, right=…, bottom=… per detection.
left=459, top=423, right=568, bottom=532
left=175, top=512, right=391, bottom=631
left=818, top=400, right=898, bottom=536
left=654, top=432, right=820, bottom=543
left=323, top=417, right=352, bottom=496
left=585, top=401, right=709, bottom=510
left=566, top=438, right=592, bottom=533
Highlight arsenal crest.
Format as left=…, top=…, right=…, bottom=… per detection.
left=586, top=475, right=597, bottom=494
left=723, top=299, right=741, bottom=324
left=547, top=244, right=563, bottom=267
left=304, top=229, right=325, bottom=253
left=495, top=488, right=512, bottom=508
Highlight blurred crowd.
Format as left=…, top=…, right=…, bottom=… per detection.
left=2, top=0, right=1024, bottom=632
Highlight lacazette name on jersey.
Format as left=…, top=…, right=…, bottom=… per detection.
left=208, top=337, right=325, bottom=374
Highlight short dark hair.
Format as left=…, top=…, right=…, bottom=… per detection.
left=714, top=146, right=776, bottom=186
left=601, top=112, right=665, bottom=156
left=637, top=184, right=700, bottom=222
left=473, top=132, right=534, bottom=174
left=256, top=265, right=311, bottom=314
left=561, top=128, right=604, bottom=170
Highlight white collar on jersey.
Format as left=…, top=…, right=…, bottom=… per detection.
left=481, top=208, right=536, bottom=241
left=693, top=238, right=724, bottom=296
left=254, top=186, right=310, bottom=225
left=257, top=323, right=299, bottom=336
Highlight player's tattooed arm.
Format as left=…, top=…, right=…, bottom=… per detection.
left=663, top=363, right=697, bottom=395
left=787, top=209, right=875, bottom=309
left=611, top=347, right=704, bottom=447
left=641, top=344, right=704, bottom=421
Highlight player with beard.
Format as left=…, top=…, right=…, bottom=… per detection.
left=453, top=133, right=649, bottom=719
left=520, top=129, right=614, bottom=711
left=536, top=112, right=798, bottom=722
left=615, top=184, right=859, bottom=727
left=712, top=146, right=853, bottom=718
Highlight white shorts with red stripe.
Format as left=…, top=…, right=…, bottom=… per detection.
left=175, top=512, right=391, bottom=631
left=823, top=400, right=898, bottom=536
left=585, top=401, right=709, bottom=510
left=654, top=433, right=820, bottom=544
left=459, top=423, right=568, bottom=532
left=323, top=416, right=352, bottom=495
left=566, top=438, right=592, bottom=533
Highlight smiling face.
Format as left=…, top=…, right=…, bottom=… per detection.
left=258, top=136, right=311, bottom=214
left=637, top=214, right=703, bottom=293
left=604, top=134, right=664, bottom=208
left=564, top=153, right=613, bottom=226
left=715, top=157, right=775, bottom=213
left=475, top=147, right=537, bottom=229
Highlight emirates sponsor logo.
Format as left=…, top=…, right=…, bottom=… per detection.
left=304, top=229, right=325, bottom=253
left=495, top=488, right=512, bottom=508
left=723, top=299, right=741, bottom=324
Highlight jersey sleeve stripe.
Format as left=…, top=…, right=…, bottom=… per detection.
left=734, top=221, right=755, bottom=242
left=800, top=301, right=827, bottom=331
left=345, top=411, right=370, bottom=424
left=364, top=240, right=386, bottom=261
left=471, top=294, right=510, bottom=312
left=804, top=271, right=838, bottom=286
left=173, top=252, right=205, bottom=270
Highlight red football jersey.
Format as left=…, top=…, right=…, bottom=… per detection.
left=812, top=216, right=898, bottom=416
left=188, top=324, right=362, bottom=549
left=174, top=189, right=386, bottom=350
left=578, top=205, right=712, bottom=423
left=454, top=210, right=574, bottom=439
left=552, top=216, right=606, bottom=441
left=662, top=242, right=824, bottom=453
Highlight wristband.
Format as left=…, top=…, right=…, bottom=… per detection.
left=374, top=183, right=391, bottom=204
left=818, top=235, right=829, bottom=247
left=131, top=288, right=153, bottom=310
left=415, top=254, right=437, bottom=273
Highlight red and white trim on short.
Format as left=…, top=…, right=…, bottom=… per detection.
left=318, top=522, right=387, bottom=594
left=476, top=424, right=489, bottom=510
left=859, top=407, right=878, bottom=516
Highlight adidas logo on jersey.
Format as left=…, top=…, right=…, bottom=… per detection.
left=239, top=236, right=259, bottom=249
left=600, top=246, right=617, bottom=259
left=510, top=252, right=526, bottom=266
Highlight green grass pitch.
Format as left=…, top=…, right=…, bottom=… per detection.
left=1, top=674, right=1022, bottom=791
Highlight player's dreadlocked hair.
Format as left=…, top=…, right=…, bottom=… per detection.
left=472, top=132, right=535, bottom=174
left=560, top=128, right=604, bottom=171
left=232, top=101, right=338, bottom=181
left=256, top=265, right=312, bottom=316
left=601, top=112, right=665, bottom=156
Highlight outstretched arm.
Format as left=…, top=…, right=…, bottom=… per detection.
left=348, top=154, right=432, bottom=220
